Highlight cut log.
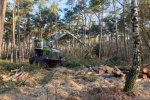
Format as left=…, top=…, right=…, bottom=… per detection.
left=106, top=67, right=114, bottom=74
left=92, top=66, right=126, bottom=78
left=92, top=66, right=107, bottom=73
left=92, top=67, right=100, bottom=73
left=99, top=69, right=105, bottom=75
left=143, top=67, right=149, bottom=73
left=11, top=69, right=18, bottom=73
left=141, top=67, right=150, bottom=79
left=101, top=66, right=107, bottom=72
left=112, top=67, right=125, bottom=77
left=114, top=66, right=121, bottom=72
left=143, top=74, right=148, bottom=79
left=98, top=66, right=109, bottom=75
left=14, top=71, right=23, bottom=78
left=17, top=72, right=26, bottom=78
left=19, top=72, right=29, bottom=80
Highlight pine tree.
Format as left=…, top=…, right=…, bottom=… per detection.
left=0, top=0, right=8, bottom=58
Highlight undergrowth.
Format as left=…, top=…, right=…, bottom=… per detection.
left=0, top=61, right=38, bottom=72
left=105, top=55, right=130, bottom=67
left=0, top=60, right=38, bottom=94
left=0, top=80, right=27, bottom=94
left=39, top=72, right=62, bottom=85
left=0, top=81, right=15, bottom=94
left=63, top=54, right=95, bottom=69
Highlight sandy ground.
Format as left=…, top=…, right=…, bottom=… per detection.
left=0, top=67, right=150, bottom=100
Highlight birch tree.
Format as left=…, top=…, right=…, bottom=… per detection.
left=124, top=0, right=141, bottom=92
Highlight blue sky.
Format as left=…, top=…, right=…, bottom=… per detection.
left=9, top=0, right=124, bottom=21
left=31, top=0, right=71, bottom=18
left=9, top=0, right=69, bottom=18
left=48, top=0, right=77, bottom=19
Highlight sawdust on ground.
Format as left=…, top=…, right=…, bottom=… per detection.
left=0, top=67, right=150, bottom=100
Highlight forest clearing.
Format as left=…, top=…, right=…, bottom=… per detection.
left=0, top=0, right=150, bottom=100
left=0, top=60, right=150, bottom=100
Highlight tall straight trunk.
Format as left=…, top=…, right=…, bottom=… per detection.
left=82, top=14, right=85, bottom=43
left=98, top=11, right=102, bottom=59
left=88, top=14, right=92, bottom=52
left=75, top=14, right=80, bottom=56
left=22, top=42, right=25, bottom=62
left=26, top=40, right=29, bottom=58
left=0, top=0, right=8, bottom=58
left=0, top=0, right=2, bottom=57
left=100, top=7, right=103, bottom=58
left=28, top=36, right=31, bottom=58
left=126, top=0, right=132, bottom=56
left=17, top=0, right=21, bottom=64
left=80, top=14, right=85, bottom=57
left=1, top=42, right=4, bottom=57
left=10, top=42, right=13, bottom=63
left=123, top=0, right=127, bottom=54
left=3, top=42, right=6, bottom=58
left=113, top=0, right=119, bottom=55
left=124, top=0, right=141, bottom=92
left=6, top=40, right=9, bottom=59
left=110, top=33, right=113, bottom=57
left=84, top=13, right=87, bottom=41
left=5, top=33, right=8, bottom=59
left=1, top=0, right=7, bottom=37
left=26, top=14, right=30, bottom=58
left=12, top=0, right=17, bottom=63
left=93, top=8, right=103, bottom=59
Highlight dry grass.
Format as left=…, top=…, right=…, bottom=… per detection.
left=0, top=60, right=149, bottom=100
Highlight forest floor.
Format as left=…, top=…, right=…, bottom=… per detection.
left=0, top=62, right=150, bottom=100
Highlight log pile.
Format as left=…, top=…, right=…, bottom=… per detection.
left=92, top=66, right=125, bottom=78
left=92, top=65, right=150, bottom=79
left=2, top=66, right=28, bottom=82
left=142, top=67, right=150, bottom=79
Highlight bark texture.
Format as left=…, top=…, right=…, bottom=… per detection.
left=12, top=0, right=17, bottom=62
left=124, top=0, right=141, bottom=92
left=0, top=0, right=2, bottom=54
left=0, top=0, right=7, bottom=58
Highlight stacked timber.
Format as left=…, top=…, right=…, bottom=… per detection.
left=142, top=67, right=150, bottom=79
left=92, top=66, right=125, bottom=78
left=92, top=65, right=150, bottom=79
left=2, top=66, right=27, bottom=82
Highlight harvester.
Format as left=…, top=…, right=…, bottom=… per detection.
left=29, top=30, right=85, bottom=67
left=29, top=39, right=64, bottom=66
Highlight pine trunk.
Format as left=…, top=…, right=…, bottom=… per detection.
left=123, top=0, right=127, bottom=54
left=12, top=0, right=17, bottom=63
left=0, top=0, right=2, bottom=57
left=113, top=0, right=119, bottom=55
left=0, top=0, right=7, bottom=58
left=98, top=12, right=101, bottom=59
